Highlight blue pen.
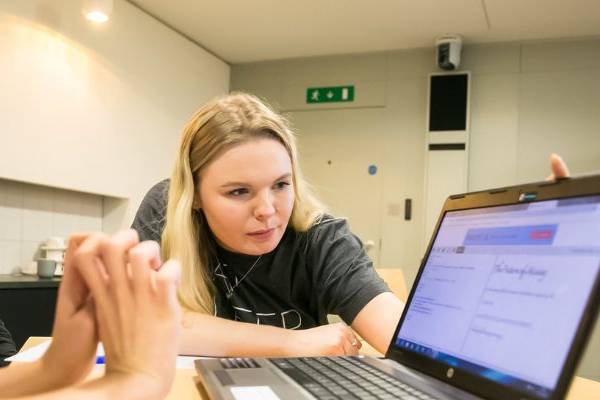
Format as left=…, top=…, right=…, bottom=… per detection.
left=96, top=355, right=105, bottom=365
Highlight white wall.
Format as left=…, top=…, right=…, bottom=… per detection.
left=0, top=0, right=230, bottom=230
left=230, top=37, right=600, bottom=381
left=464, top=40, right=600, bottom=189
left=0, top=178, right=103, bottom=274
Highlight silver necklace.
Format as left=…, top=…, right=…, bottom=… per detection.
left=223, top=255, right=262, bottom=299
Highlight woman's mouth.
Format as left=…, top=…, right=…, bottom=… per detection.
left=247, top=227, right=276, bottom=241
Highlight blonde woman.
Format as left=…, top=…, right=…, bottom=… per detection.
left=132, top=92, right=570, bottom=357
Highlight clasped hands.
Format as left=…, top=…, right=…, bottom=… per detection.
left=40, top=229, right=182, bottom=398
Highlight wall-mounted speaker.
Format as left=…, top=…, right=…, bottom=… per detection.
left=428, top=73, right=469, bottom=132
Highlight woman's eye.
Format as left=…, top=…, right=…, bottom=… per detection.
left=228, top=188, right=248, bottom=197
left=274, top=181, right=291, bottom=190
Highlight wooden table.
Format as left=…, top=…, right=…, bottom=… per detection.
left=20, top=337, right=600, bottom=399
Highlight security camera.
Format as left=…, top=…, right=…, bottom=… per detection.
left=436, top=35, right=462, bottom=71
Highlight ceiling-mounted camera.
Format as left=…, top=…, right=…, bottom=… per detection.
left=435, top=35, right=462, bottom=71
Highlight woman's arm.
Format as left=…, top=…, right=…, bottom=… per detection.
left=351, top=292, right=404, bottom=354
left=180, top=312, right=360, bottom=357
left=0, top=361, right=67, bottom=399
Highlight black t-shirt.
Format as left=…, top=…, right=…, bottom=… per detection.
left=132, top=180, right=389, bottom=328
left=0, top=318, right=16, bottom=366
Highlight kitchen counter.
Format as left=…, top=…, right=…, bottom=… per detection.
left=0, top=274, right=61, bottom=289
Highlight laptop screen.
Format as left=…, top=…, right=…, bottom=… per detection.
left=395, top=195, right=600, bottom=399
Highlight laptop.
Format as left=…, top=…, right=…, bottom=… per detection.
left=195, top=174, right=600, bottom=400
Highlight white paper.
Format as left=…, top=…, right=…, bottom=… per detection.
left=6, top=340, right=51, bottom=362
left=7, top=340, right=105, bottom=362
left=176, top=355, right=199, bottom=369
left=8, top=339, right=205, bottom=370
left=230, top=386, right=280, bottom=400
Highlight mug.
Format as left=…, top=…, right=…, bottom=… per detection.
left=45, top=236, right=66, bottom=249
left=37, top=259, right=57, bottom=279
left=45, top=249, right=65, bottom=262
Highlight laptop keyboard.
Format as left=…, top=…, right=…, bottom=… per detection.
left=219, top=357, right=260, bottom=369
left=271, top=356, right=438, bottom=400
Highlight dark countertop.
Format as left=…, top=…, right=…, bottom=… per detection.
left=0, top=275, right=61, bottom=288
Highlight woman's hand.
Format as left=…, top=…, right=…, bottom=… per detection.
left=285, top=322, right=361, bottom=356
left=0, top=234, right=99, bottom=398
left=547, top=153, right=570, bottom=180
left=40, top=233, right=97, bottom=388
left=73, top=229, right=181, bottom=399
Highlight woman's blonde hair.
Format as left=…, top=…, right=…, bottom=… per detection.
left=161, top=92, right=326, bottom=314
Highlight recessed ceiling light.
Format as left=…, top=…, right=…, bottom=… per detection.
left=82, top=0, right=113, bottom=24
left=85, top=11, right=109, bottom=23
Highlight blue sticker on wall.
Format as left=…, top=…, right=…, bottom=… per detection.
left=368, top=164, right=378, bottom=175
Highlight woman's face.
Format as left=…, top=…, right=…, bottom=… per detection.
left=198, top=137, right=295, bottom=255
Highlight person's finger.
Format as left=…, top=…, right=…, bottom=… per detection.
left=550, top=153, right=570, bottom=180
left=347, top=332, right=362, bottom=351
left=99, top=229, right=139, bottom=295
left=57, top=244, right=82, bottom=302
left=63, top=233, right=92, bottom=272
left=341, top=336, right=359, bottom=356
left=331, top=324, right=357, bottom=356
left=71, top=236, right=115, bottom=344
left=344, top=328, right=362, bottom=353
left=128, top=241, right=161, bottom=296
left=58, top=233, right=94, bottom=314
left=55, top=263, right=90, bottom=316
left=154, top=259, right=181, bottom=309
left=148, top=241, right=162, bottom=271
left=74, top=233, right=111, bottom=304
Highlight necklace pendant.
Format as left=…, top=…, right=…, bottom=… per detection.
left=218, top=255, right=262, bottom=301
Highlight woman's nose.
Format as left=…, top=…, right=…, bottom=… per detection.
left=253, top=192, right=276, bottom=219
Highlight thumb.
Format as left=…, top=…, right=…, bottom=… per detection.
left=81, top=298, right=99, bottom=342
left=55, top=260, right=89, bottom=317
left=58, top=298, right=97, bottom=347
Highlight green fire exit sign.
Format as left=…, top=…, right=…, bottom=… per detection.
left=306, top=86, right=354, bottom=103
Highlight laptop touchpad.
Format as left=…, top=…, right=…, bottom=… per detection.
left=222, top=368, right=282, bottom=386
left=218, top=369, right=307, bottom=399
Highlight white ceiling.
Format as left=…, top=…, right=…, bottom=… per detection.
left=128, top=0, right=600, bottom=64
